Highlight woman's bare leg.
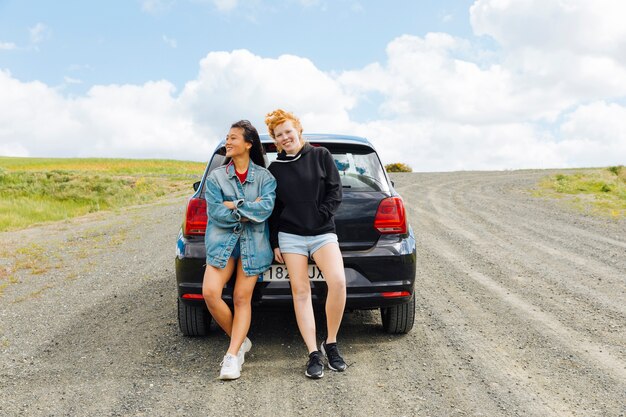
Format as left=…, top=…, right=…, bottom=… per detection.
left=284, top=253, right=318, bottom=353
left=312, top=243, right=346, bottom=344
left=202, top=258, right=236, bottom=336
left=227, top=260, right=257, bottom=356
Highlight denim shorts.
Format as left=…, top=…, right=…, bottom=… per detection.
left=230, top=239, right=241, bottom=260
left=278, top=232, right=338, bottom=257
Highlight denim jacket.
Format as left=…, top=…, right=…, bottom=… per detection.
left=204, top=160, right=276, bottom=275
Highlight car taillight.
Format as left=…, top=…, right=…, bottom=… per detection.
left=374, top=196, right=407, bottom=234
left=182, top=293, right=204, bottom=300
left=381, top=291, right=411, bottom=298
left=184, top=197, right=207, bottom=236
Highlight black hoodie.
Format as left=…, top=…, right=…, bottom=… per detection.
left=268, top=143, right=342, bottom=249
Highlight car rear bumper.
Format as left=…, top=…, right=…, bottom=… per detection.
left=175, top=230, right=416, bottom=310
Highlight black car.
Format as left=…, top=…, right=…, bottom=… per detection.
left=175, top=134, right=416, bottom=335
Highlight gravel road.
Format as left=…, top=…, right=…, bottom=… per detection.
left=1, top=170, right=625, bottom=417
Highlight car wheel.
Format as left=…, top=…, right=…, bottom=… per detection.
left=178, top=299, right=211, bottom=336
left=380, top=296, right=415, bottom=334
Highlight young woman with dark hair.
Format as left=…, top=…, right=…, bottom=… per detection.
left=265, top=109, right=347, bottom=379
left=202, top=120, right=276, bottom=380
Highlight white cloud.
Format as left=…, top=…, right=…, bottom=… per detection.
left=556, top=101, right=626, bottom=167
left=2, top=0, right=626, bottom=171
left=0, top=71, right=80, bottom=156
left=0, top=142, right=28, bottom=157
left=349, top=120, right=566, bottom=172
left=334, top=0, right=626, bottom=169
left=470, top=0, right=626, bottom=101
left=0, top=70, right=212, bottom=160
left=0, top=50, right=355, bottom=162
left=63, top=76, right=83, bottom=85
left=29, top=23, right=49, bottom=44
left=162, top=35, right=178, bottom=48
left=339, top=33, right=571, bottom=124
left=470, top=0, right=626, bottom=55
left=0, top=41, right=17, bottom=50
left=74, top=82, right=211, bottom=158
left=212, top=0, right=238, bottom=12
left=140, top=0, right=175, bottom=13
left=179, top=49, right=354, bottom=134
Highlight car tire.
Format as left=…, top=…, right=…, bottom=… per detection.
left=380, top=296, right=415, bottom=334
left=178, top=299, right=211, bottom=337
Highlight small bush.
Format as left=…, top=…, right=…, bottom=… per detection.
left=385, top=162, right=412, bottom=173
left=607, top=165, right=626, bottom=183
left=607, top=165, right=623, bottom=176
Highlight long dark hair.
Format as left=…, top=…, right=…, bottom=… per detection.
left=223, top=120, right=266, bottom=168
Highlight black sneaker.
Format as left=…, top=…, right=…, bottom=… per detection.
left=320, top=341, right=347, bottom=372
left=305, top=351, right=324, bottom=379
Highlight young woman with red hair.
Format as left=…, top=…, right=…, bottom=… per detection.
left=265, top=109, right=347, bottom=379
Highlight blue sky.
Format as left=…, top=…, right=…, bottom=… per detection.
left=1, top=0, right=474, bottom=93
left=1, top=0, right=625, bottom=170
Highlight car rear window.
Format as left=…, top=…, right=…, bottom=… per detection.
left=206, top=142, right=390, bottom=193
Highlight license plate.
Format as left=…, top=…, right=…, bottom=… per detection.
left=259, top=264, right=325, bottom=282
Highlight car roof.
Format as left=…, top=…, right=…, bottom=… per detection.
left=260, top=133, right=372, bottom=145
left=215, top=134, right=376, bottom=149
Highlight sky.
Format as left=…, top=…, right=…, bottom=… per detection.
left=1, top=0, right=625, bottom=171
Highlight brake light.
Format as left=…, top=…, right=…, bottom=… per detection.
left=184, top=197, right=207, bottom=236
left=381, top=291, right=411, bottom=298
left=182, top=293, right=205, bottom=300
left=374, top=197, right=407, bottom=234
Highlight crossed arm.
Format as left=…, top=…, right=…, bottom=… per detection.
left=205, top=174, right=277, bottom=227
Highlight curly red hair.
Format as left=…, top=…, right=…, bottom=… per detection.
left=264, top=109, right=303, bottom=139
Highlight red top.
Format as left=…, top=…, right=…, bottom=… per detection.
left=227, top=160, right=248, bottom=184
left=236, top=168, right=248, bottom=184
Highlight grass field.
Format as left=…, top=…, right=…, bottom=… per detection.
left=0, top=156, right=206, bottom=232
left=2, top=157, right=624, bottom=232
left=534, top=166, right=626, bottom=218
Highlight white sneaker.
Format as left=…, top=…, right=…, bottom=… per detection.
left=219, top=353, right=240, bottom=380
left=238, top=337, right=252, bottom=366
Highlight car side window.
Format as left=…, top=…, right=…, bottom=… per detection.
left=200, top=147, right=226, bottom=195
left=208, top=147, right=226, bottom=173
